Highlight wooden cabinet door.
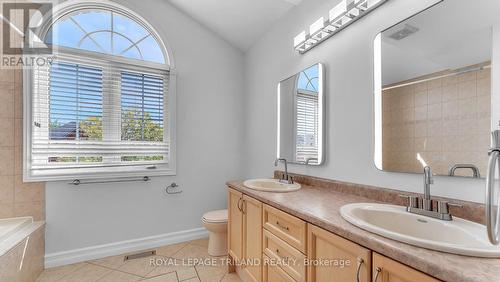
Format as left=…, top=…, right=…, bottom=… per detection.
left=372, top=253, right=440, bottom=282
left=307, top=224, right=371, bottom=282
left=228, top=188, right=243, bottom=262
left=242, top=195, right=263, bottom=282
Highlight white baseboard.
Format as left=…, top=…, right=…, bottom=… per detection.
left=45, top=228, right=208, bottom=268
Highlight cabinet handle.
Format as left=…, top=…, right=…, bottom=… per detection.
left=276, top=221, right=289, bottom=231
left=242, top=199, right=246, bottom=214
left=356, top=257, right=364, bottom=282
left=373, top=267, right=382, bottom=282
left=237, top=198, right=242, bottom=212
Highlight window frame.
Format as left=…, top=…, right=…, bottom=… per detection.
left=23, top=1, right=176, bottom=182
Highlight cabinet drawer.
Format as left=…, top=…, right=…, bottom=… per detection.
left=263, top=254, right=295, bottom=282
left=263, top=204, right=307, bottom=253
left=263, top=229, right=306, bottom=282
left=372, top=253, right=441, bottom=282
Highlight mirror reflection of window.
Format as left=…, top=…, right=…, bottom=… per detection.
left=296, top=66, right=319, bottom=164
left=278, top=63, right=324, bottom=165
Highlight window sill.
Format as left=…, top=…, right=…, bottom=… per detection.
left=23, top=165, right=176, bottom=183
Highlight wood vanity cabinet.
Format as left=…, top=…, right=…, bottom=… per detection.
left=307, top=224, right=371, bottom=282
left=372, top=253, right=440, bottom=282
left=227, top=187, right=441, bottom=282
left=228, top=188, right=262, bottom=282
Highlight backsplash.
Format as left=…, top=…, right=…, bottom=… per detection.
left=274, top=171, right=485, bottom=224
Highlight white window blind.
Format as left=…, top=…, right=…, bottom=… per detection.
left=28, top=54, right=170, bottom=180
left=295, top=90, right=319, bottom=164
left=49, top=62, right=103, bottom=142
left=121, top=71, right=165, bottom=163
left=121, top=72, right=164, bottom=142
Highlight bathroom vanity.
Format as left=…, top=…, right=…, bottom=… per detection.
left=226, top=174, right=500, bottom=282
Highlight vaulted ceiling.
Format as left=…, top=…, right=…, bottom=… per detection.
left=166, top=0, right=303, bottom=51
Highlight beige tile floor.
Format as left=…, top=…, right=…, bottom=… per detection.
left=36, top=238, right=242, bottom=282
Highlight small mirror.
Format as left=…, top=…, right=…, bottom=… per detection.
left=278, top=63, right=325, bottom=165
left=374, top=0, right=496, bottom=178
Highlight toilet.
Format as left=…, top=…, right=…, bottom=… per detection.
left=202, top=209, right=228, bottom=256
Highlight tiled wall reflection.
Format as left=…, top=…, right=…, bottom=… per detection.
left=382, top=67, right=491, bottom=177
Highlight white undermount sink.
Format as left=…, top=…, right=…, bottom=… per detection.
left=340, top=203, right=500, bottom=258
left=243, top=178, right=301, bottom=192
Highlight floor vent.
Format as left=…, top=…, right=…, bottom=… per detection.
left=124, top=250, right=156, bottom=261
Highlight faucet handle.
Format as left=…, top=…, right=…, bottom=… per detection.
left=399, top=194, right=419, bottom=208
left=437, top=201, right=449, bottom=214
left=437, top=201, right=463, bottom=215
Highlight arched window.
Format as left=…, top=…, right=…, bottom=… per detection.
left=25, top=1, right=175, bottom=181
left=46, top=9, right=165, bottom=63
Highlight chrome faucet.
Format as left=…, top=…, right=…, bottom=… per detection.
left=448, top=164, right=481, bottom=178
left=400, top=166, right=461, bottom=221
left=274, top=158, right=293, bottom=184
left=423, top=166, right=433, bottom=211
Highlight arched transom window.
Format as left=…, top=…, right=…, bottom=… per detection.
left=25, top=2, right=175, bottom=181
left=46, top=9, right=165, bottom=63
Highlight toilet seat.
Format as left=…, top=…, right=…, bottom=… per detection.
left=202, top=209, right=227, bottom=223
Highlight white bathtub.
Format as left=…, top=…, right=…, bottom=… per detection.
left=0, top=216, right=45, bottom=282
left=0, top=216, right=44, bottom=256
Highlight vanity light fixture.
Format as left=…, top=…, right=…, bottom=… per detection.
left=309, top=17, right=327, bottom=41
left=294, top=0, right=388, bottom=54
left=293, top=31, right=306, bottom=49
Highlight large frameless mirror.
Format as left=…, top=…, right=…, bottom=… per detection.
left=278, top=63, right=325, bottom=165
left=374, top=0, right=498, bottom=178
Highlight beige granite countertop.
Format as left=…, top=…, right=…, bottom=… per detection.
left=227, top=181, right=500, bottom=282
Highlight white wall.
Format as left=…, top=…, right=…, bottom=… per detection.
left=45, top=0, right=245, bottom=255
left=243, top=0, right=487, bottom=203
